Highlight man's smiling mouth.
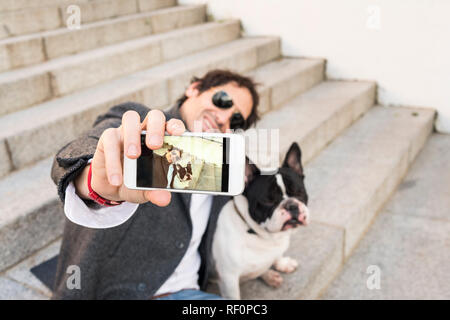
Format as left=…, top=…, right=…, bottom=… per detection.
left=202, top=114, right=219, bottom=131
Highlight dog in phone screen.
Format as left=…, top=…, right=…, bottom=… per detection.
left=211, top=142, right=309, bottom=300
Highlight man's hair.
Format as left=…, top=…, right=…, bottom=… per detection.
left=175, top=69, right=261, bottom=129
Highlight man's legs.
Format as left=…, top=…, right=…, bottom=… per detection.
left=154, top=289, right=224, bottom=300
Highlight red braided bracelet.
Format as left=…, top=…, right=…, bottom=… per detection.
left=87, top=163, right=124, bottom=207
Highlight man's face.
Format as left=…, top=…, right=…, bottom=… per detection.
left=179, top=81, right=253, bottom=133
left=166, top=149, right=181, bottom=164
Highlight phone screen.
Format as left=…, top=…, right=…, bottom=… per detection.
left=136, top=135, right=230, bottom=192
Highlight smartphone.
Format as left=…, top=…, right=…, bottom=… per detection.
left=123, top=131, right=246, bottom=196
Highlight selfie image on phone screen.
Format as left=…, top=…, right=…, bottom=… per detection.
left=136, top=135, right=229, bottom=192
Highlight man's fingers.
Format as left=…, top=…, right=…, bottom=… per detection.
left=119, top=186, right=171, bottom=205
left=119, top=188, right=150, bottom=204
left=145, top=190, right=171, bottom=207
left=144, top=110, right=166, bottom=150
left=101, top=128, right=122, bottom=186
left=122, top=110, right=141, bottom=159
left=119, top=110, right=179, bottom=207
left=166, top=119, right=185, bottom=136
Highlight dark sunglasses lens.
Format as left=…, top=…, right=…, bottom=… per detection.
left=212, top=91, right=233, bottom=109
left=230, top=112, right=246, bottom=130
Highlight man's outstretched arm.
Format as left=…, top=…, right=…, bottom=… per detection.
left=51, top=101, right=185, bottom=208
left=51, top=102, right=150, bottom=203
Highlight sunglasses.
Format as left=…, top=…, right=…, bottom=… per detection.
left=212, top=90, right=247, bottom=130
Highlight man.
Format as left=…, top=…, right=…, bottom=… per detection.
left=51, top=69, right=260, bottom=299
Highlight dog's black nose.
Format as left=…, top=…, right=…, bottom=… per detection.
left=285, top=201, right=299, bottom=217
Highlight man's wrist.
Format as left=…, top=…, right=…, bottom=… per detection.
left=74, top=164, right=91, bottom=200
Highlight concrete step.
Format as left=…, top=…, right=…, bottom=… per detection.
left=239, top=105, right=435, bottom=299
left=0, top=36, right=282, bottom=178
left=0, top=0, right=176, bottom=39
left=322, top=133, right=450, bottom=299
left=246, top=57, right=325, bottom=115
left=4, top=48, right=337, bottom=272
left=60, top=0, right=177, bottom=25
left=0, top=6, right=62, bottom=40
left=0, top=158, right=63, bottom=272
left=0, top=19, right=241, bottom=116
left=0, top=0, right=87, bottom=12
left=249, top=80, right=376, bottom=167
left=0, top=276, right=47, bottom=300
left=0, top=4, right=207, bottom=72
left=0, top=238, right=62, bottom=299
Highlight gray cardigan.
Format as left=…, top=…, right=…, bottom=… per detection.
left=50, top=101, right=230, bottom=299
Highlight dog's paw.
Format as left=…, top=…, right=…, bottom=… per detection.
left=261, top=270, right=283, bottom=288
left=274, top=256, right=298, bottom=273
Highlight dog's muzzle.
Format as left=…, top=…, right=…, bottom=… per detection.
left=282, top=199, right=308, bottom=228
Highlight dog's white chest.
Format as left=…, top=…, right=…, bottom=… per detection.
left=212, top=199, right=291, bottom=282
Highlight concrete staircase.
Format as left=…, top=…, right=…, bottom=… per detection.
left=0, top=1, right=440, bottom=299
left=321, top=134, right=450, bottom=299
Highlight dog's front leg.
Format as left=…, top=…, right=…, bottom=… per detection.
left=218, top=274, right=241, bottom=300
left=273, top=256, right=298, bottom=273
left=261, top=269, right=283, bottom=288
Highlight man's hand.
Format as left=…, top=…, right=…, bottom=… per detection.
left=74, top=109, right=185, bottom=206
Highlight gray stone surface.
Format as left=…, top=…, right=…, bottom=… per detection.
left=0, top=36, right=45, bottom=72
left=323, top=135, right=450, bottom=299
left=149, top=4, right=206, bottom=34
left=247, top=58, right=325, bottom=114
left=207, top=222, right=344, bottom=300
left=138, top=0, right=177, bottom=12
left=5, top=239, right=61, bottom=298
left=0, top=0, right=173, bottom=16
left=0, top=141, right=11, bottom=178
left=60, top=0, right=138, bottom=25
left=0, top=157, right=63, bottom=271
left=0, top=276, right=47, bottom=300
left=390, top=134, right=450, bottom=222
left=48, top=5, right=207, bottom=60
left=0, top=5, right=206, bottom=72
left=322, top=214, right=450, bottom=300
left=50, top=36, right=163, bottom=96
left=0, top=20, right=240, bottom=116
left=0, top=44, right=8, bottom=71
left=0, top=7, right=61, bottom=39
left=0, top=36, right=281, bottom=174
left=306, top=106, right=435, bottom=257
left=249, top=81, right=376, bottom=167
left=163, top=36, right=281, bottom=104
left=0, top=72, right=53, bottom=116
left=0, top=0, right=87, bottom=12
left=159, top=20, right=240, bottom=62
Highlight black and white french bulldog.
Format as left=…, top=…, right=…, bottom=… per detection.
left=211, top=142, right=309, bottom=300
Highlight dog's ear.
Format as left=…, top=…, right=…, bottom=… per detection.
left=282, top=142, right=304, bottom=177
left=245, top=157, right=260, bottom=187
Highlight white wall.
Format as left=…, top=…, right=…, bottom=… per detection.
left=180, top=0, right=450, bottom=133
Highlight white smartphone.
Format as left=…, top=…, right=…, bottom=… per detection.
left=123, top=131, right=246, bottom=196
